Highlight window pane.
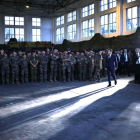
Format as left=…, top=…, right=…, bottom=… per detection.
left=10, top=21, right=14, bottom=25
left=105, top=15, right=108, bottom=24
left=113, top=13, right=116, bottom=22
left=32, top=36, right=36, bottom=41
left=109, top=13, right=112, bottom=23
left=101, top=16, right=104, bottom=25
left=132, top=7, right=137, bottom=18
left=132, top=18, right=137, bottom=29
left=32, top=29, right=36, bottom=35
left=126, top=20, right=132, bottom=30
left=109, top=24, right=113, bottom=33
left=113, top=23, right=116, bottom=32
left=127, top=8, right=132, bottom=19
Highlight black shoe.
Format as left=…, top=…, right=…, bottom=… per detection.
left=107, top=84, right=111, bottom=87
left=115, top=80, right=117, bottom=85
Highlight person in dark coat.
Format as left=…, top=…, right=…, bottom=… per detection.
left=120, top=49, right=131, bottom=77
left=105, top=49, right=118, bottom=87
left=133, top=48, right=140, bottom=84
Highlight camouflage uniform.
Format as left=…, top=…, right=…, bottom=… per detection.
left=39, top=55, right=48, bottom=82
left=70, top=55, right=76, bottom=81
left=50, top=52, right=59, bottom=81
left=30, top=56, right=39, bottom=82
left=10, top=55, right=20, bottom=84
left=0, top=54, right=4, bottom=84
left=1, top=56, right=10, bottom=84
left=61, top=54, right=71, bottom=82
left=93, top=54, right=102, bottom=82
left=58, top=54, right=63, bottom=81
left=46, top=52, right=51, bottom=81
left=78, top=55, right=88, bottom=81
left=88, top=53, right=95, bottom=81
left=20, top=58, right=29, bottom=83
left=102, top=53, right=107, bottom=77
left=74, top=54, right=80, bottom=80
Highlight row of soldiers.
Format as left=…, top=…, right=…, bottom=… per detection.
left=0, top=48, right=106, bottom=85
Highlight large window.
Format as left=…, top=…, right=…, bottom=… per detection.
left=32, top=29, right=41, bottom=41
left=5, top=16, right=14, bottom=25
left=126, top=6, right=137, bottom=30
left=100, top=0, right=116, bottom=11
left=15, top=17, right=24, bottom=25
left=56, top=16, right=64, bottom=26
left=5, top=28, right=14, bottom=42
left=67, top=24, right=76, bottom=40
left=100, top=12, right=116, bottom=34
left=15, top=28, right=24, bottom=41
left=82, top=19, right=94, bottom=38
left=67, top=11, right=76, bottom=22
left=82, top=4, right=94, bottom=17
left=32, top=18, right=41, bottom=26
left=56, top=27, right=64, bottom=42
left=127, top=0, right=136, bottom=3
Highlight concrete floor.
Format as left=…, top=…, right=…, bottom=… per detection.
left=0, top=76, right=140, bottom=140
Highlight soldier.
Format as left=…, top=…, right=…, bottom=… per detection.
left=88, top=49, right=95, bottom=82
left=98, top=50, right=103, bottom=78
left=10, top=51, right=20, bottom=84
left=1, top=53, right=10, bottom=84
left=39, top=51, right=48, bottom=82
left=78, top=52, right=88, bottom=81
left=58, top=51, right=63, bottom=81
left=61, top=49, right=71, bottom=82
left=74, top=51, right=80, bottom=80
left=70, top=52, right=76, bottom=81
left=50, top=49, right=59, bottom=82
left=102, top=49, right=107, bottom=77
left=0, top=49, right=4, bottom=84
left=46, top=48, right=51, bottom=81
left=92, top=50, right=102, bottom=83
left=30, top=51, right=39, bottom=83
left=18, top=51, right=23, bottom=82
left=20, top=55, right=29, bottom=84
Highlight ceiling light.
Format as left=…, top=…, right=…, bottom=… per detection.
left=26, top=5, right=30, bottom=8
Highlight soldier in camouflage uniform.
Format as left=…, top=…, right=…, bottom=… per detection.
left=78, top=52, right=88, bottom=81
left=92, top=50, right=102, bottom=83
left=20, top=55, right=29, bottom=84
left=74, top=51, right=80, bottom=80
left=58, top=51, right=63, bottom=81
left=30, top=51, right=39, bottom=82
left=39, top=51, right=48, bottom=82
left=102, top=50, right=107, bottom=77
left=61, top=50, right=71, bottom=82
left=1, top=53, right=10, bottom=84
left=0, top=49, right=4, bottom=84
left=70, top=53, right=76, bottom=81
left=50, top=49, right=59, bottom=82
left=88, top=49, right=95, bottom=82
left=10, top=51, right=20, bottom=84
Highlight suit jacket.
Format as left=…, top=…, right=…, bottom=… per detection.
left=116, top=54, right=121, bottom=63
left=105, top=54, right=118, bottom=69
left=120, top=53, right=130, bottom=63
left=133, top=53, right=139, bottom=64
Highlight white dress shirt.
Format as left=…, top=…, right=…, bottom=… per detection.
left=124, top=53, right=128, bottom=62
left=136, top=53, right=140, bottom=64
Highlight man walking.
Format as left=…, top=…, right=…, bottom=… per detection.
left=105, top=49, right=118, bottom=87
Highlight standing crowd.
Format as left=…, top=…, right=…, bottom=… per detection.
left=0, top=47, right=140, bottom=85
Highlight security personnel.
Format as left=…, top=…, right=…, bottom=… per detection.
left=50, top=49, right=59, bottom=82
left=61, top=49, right=71, bottom=82
left=1, top=53, right=10, bottom=84
left=39, top=51, right=48, bottom=82
left=10, top=51, right=20, bottom=84
left=30, top=51, right=39, bottom=82
left=20, top=55, right=29, bottom=84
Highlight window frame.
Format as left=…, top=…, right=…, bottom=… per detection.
left=56, top=27, right=64, bottom=42
left=126, top=0, right=136, bottom=3
left=126, top=6, right=138, bottom=30
left=15, top=17, right=24, bottom=26
left=32, top=18, right=41, bottom=26
left=67, top=11, right=76, bottom=22
left=82, top=18, right=94, bottom=38
left=5, top=16, right=14, bottom=25
left=100, top=12, right=116, bottom=34
left=56, top=15, right=64, bottom=26
left=81, top=3, right=94, bottom=18
left=15, top=28, right=24, bottom=41
left=67, top=24, right=76, bottom=40
left=32, top=29, right=41, bottom=42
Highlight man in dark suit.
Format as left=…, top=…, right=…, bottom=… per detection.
left=133, top=48, right=140, bottom=84
left=105, top=49, right=118, bottom=87
left=120, top=49, right=131, bottom=76
left=116, top=50, right=122, bottom=75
